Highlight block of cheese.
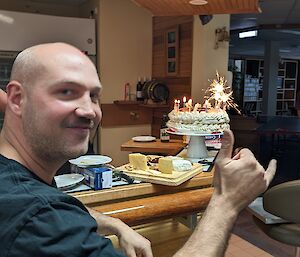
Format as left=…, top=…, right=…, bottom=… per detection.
left=129, top=153, right=148, bottom=171
left=158, top=157, right=192, bottom=174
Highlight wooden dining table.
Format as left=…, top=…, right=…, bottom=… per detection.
left=120, top=139, right=187, bottom=156
left=71, top=169, right=214, bottom=226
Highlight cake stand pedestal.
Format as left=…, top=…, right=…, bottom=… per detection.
left=188, top=136, right=208, bottom=160
left=168, top=129, right=222, bottom=162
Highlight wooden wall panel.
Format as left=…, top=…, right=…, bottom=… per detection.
left=152, top=16, right=193, bottom=136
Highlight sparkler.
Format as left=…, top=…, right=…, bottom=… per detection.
left=206, top=71, right=241, bottom=114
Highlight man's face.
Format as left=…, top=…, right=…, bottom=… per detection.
left=22, top=51, right=102, bottom=162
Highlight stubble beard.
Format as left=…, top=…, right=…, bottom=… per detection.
left=22, top=112, right=88, bottom=163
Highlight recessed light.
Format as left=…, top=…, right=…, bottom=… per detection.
left=239, top=30, right=258, bottom=38
left=189, top=0, right=208, bottom=6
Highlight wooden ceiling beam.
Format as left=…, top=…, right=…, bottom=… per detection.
left=132, top=0, right=260, bottom=16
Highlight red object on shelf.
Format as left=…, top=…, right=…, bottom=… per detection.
left=124, top=83, right=130, bottom=101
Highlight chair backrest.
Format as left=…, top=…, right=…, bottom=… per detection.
left=263, top=179, right=300, bottom=223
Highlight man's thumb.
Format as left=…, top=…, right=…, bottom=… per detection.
left=217, top=129, right=234, bottom=160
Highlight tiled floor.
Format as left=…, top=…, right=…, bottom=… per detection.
left=109, top=218, right=276, bottom=257
left=234, top=209, right=294, bottom=257
left=226, top=234, right=274, bottom=257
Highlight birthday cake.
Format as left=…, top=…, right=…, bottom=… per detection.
left=167, top=108, right=230, bottom=133
left=167, top=72, right=239, bottom=134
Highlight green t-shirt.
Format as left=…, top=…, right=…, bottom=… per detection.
left=0, top=155, right=125, bottom=257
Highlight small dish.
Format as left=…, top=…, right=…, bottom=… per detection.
left=69, top=155, right=112, bottom=168
left=54, top=174, right=84, bottom=190
left=132, top=136, right=156, bottom=142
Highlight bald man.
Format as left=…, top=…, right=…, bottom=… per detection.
left=0, top=43, right=151, bottom=257
left=0, top=43, right=276, bottom=257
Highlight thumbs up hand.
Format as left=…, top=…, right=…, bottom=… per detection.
left=213, top=130, right=277, bottom=212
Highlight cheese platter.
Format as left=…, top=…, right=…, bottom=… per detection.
left=116, top=154, right=203, bottom=186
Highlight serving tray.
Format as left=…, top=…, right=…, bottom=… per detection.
left=116, top=163, right=202, bottom=186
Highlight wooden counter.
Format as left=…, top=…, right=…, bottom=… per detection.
left=121, top=139, right=186, bottom=156
left=72, top=170, right=214, bottom=226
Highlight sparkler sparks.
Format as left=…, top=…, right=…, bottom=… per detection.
left=206, top=71, right=241, bottom=114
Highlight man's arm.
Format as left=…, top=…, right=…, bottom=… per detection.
left=88, top=207, right=153, bottom=257
left=174, top=130, right=276, bottom=257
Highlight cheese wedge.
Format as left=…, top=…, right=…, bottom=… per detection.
left=158, top=157, right=192, bottom=174
left=158, top=157, right=174, bottom=174
left=129, top=153, right=148, bottom=170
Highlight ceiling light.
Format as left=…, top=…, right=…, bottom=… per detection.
left=239, top=30, right=258, bottom=39
left=189, top=0, right=208, bottom=5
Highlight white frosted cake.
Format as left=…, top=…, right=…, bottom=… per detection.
left=167, top=108, right=230, bottom=133
left=167, top=72, right=239, bottom=134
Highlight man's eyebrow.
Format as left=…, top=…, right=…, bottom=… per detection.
left=91, top=86, right=102, bottom=92
left=52, top=80, right=102, bottom=91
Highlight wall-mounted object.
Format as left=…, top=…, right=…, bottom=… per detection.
left=199, top=15, right=213, bottom=25
left=166, top=26, right=179, bottom=76
left=214, top=27, right=229, bottom=49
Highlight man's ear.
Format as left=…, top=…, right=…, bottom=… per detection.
left=6, top=81, right=23, bottom=116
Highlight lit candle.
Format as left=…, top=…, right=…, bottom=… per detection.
left=187, top=99, right=192, bottom=112
left=175, top=100, right=180, bottom=112
left=173, top=99, right=177, bottom=111
left=215, top=100, right=221, bottom=110
left=193, top=103, right=200, bottom=112
left=182, top=96, right=187, bottom=111
left=204, top=100, right=209, bottom=113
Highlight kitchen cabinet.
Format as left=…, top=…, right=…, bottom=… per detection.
left=0, top=10, right=96, bottom=54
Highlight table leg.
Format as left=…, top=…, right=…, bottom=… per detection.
left=175, top=213, right=198, bottom=230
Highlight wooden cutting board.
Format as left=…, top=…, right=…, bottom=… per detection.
left=116, top=163, right=203, bottom=186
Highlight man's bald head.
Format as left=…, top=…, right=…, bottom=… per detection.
left=2, top=42, right=102, bottom=174
left=10, top=42, right=94, bottom=91
left=10, top=45, right=41, bottom=88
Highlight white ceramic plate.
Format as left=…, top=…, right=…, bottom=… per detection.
left=69, top=155, right=112, bottom=167
left=54, top=174, right=84, bottom=190
left=132, top=136, right=156, bottom=142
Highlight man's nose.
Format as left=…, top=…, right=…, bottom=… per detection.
left=75, top=97, right=96, bottom=119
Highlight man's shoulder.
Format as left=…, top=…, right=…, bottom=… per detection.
left=0, top=160, right=95, bottom=256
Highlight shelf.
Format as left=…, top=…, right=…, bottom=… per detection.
left=113, top=100, right=169, bottom=109
left=139, top=104, right=169, bottom=109
left=242, top=58, right=298, bottom=116
left=114, top=100, right=141, bottom=105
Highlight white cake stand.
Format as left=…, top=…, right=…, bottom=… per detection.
left=167, top=128, right=222, bottom=162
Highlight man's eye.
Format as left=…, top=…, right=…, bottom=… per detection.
left=61, top=89, right=73, bottom=96
left=90, top=93, right=99, bottom=103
